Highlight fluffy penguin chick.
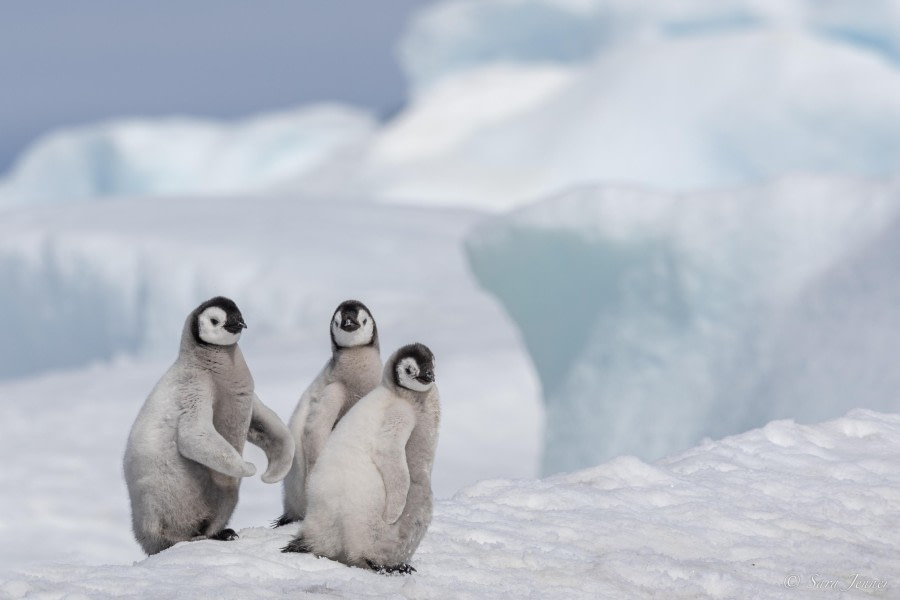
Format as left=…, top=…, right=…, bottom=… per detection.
left=283, top=343, right=440, bottom=575
left=124, top=296, right=295, bottom=555
left=275, top=300, right=382, bottom=527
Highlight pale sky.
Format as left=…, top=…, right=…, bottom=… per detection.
left=0, top=1, right=433, bottom=172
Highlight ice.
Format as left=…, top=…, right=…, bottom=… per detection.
left=3, top=409, right=898, bottom=598
left=0, top=105, right=375, bottom=207
left=466, top=175, right=900, bottom=473
left=399, top=0, right=900, bottom=91
left=359, top=28, right=900, bottom=209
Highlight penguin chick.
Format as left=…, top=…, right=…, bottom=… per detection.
left=283, top=343, right=440, bottom=576
left=274, top=300, right=382, bottom=527
left=124, top=296, right=295, bottom=555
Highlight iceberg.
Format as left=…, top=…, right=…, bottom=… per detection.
left=362, top=27, right=900, bottom=209
left=0, top=105, right=375, bottom=208
left=466, top=175, right=900, bottom=473
left=399, top=0, right=900, bottom=91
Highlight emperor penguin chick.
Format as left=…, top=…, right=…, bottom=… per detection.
left=282, top=343, right=441, bottom=575
left=274, top=299, right=382, bottom=527
left=124, top=297, right=295, bottom=555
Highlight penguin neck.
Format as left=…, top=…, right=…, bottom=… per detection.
left=331, top=344, right=382, bottom=395
left=179, top=327, right=243, bottom=374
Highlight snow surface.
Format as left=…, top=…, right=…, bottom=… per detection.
left=0, top=105, right=374, bottom=208
left=4, top=409, right=898, bottom=598
left=0, top=193, right=541, bottom=573
left=467, top=175, right=900, bottom=473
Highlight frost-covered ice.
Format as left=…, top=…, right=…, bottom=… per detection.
left=4, top=410, right=898, bottom=598
left=467, top=175, right=900, bottom=473
left=0, top=105, right=374, bottom=208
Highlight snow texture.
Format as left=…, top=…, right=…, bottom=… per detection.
left=3, top=409, right=898, bottom=598
left=0, top=105, right=374, bottom=208
left=467, top=175, right=900, bottom=473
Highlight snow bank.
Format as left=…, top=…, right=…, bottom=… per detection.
left=467, top=175, right=900, bottom=473
left=4, top=409, right=898, bottom=598
left=0, top=105, right=374, bottom=207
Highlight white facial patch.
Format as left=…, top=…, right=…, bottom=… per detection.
left=396, top=356, right=433, bottom=392
left=332, top=308, right=375, bottom=348
left=198, top=306, right=241, bottom=346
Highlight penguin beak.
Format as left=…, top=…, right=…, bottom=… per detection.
left=341, top=317, right=360, bottom=332
left=416, top=370, right=435, bottom=384
left=224, top=319, right=247, bottom=334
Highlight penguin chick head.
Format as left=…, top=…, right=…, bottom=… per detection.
left=392, top=343, right=436, bottom=392
left=331, top=299, right=377, bottom=350
left=192, top=296, right=247, bottom=346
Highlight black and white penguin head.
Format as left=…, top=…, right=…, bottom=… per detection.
left=331, top=299, right=377, bottom=350
left=392, top=343, right=436, bottom=392
left=191, top=296, right=247, bottom=346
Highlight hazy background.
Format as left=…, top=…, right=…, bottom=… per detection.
left=0, top=1, right=430, bottom=172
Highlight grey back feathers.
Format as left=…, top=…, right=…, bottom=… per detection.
left=278, top=300, right=383, bottom=526
left=283, top=343, right=441, bottom=571
left=124, top=296, right=294, bottom=555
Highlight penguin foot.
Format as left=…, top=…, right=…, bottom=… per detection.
left=271, top=514, right=300, bottom=528
left=281, top=537, right=312, bottom=554
left=210, top=528, right=238, bottom=541
left=365, top=560, right=417, bottom=575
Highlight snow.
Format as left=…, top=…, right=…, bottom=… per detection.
left=0, top=192, right=541, bottom=571
left=0, top=105, right=375, bottom=208
left=4, top=409, right=898, bottom=598
left=466, top=175, right=900, bottom=473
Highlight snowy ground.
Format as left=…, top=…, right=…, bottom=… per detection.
left=3, top=410, right=897, bottom=599
left=0, top=193, right=541, bottom=578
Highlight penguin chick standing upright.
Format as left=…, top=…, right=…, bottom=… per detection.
left=274, top=300, right=382, bottom=527
left=124, top=296, right=295, bottom=555
left=283, top=343, right=440, bottom=575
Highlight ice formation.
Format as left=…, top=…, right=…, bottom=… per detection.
left=0, top=105, right=375, bottom=208
left=466, top=175, right=900, bottom=473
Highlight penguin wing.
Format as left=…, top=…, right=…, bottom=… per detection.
left=248, top=393, right=296, bottom=484
left=373, top=403, right=415, bottom=524
left=176, top=378, right=256, bottom=478
left=302, top=382, right=347, bottom=478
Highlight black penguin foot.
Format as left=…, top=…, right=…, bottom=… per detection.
left=281, top=537, right=312, bottom=554
left=271, top=514, right=300, bottom=528
left=210, top=528, right=238, bottom=541
left=366, top=560, right=417, bottom=575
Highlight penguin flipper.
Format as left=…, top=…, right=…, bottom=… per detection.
left=302, top=383, right=347, bottom=476
left=177, top=381, right=257, bottom=478
left=248, top=393, right=296, bottom=483
left=373, top=404, right=414, bottom=524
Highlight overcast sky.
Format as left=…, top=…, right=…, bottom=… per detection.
left=0, top=1, right=433, bottom=173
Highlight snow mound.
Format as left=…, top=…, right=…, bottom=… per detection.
left=5, top=409, right=898, bottom=598
left=466, top=175, right=900, bottom=473
left=0, top=105, right=374, bottom=208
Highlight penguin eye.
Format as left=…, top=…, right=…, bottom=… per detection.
left=210, top=318, right=219, bottom=326
left=363, top=318, right=368, bottom=325
left=405, top=366, right=414, bottom=375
